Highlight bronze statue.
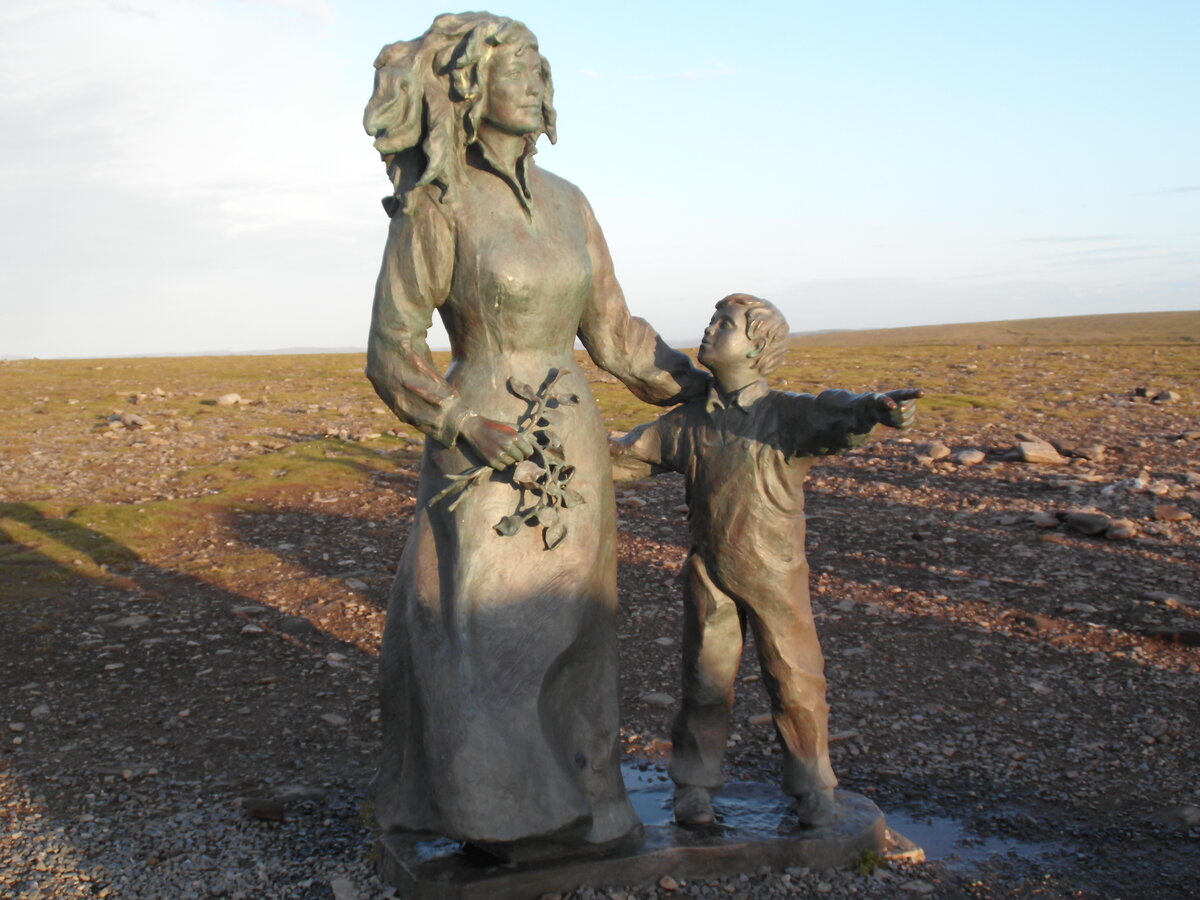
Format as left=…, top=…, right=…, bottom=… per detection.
left=611, top=294, right=920, bottom=828
left=362, top=13, right=709, bottom=859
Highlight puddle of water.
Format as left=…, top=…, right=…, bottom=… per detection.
left=884, top=810, right=1061, bottom=867
left=622, top=764, right=673, bottom=825
left=622, top=764, right=1062, bottom=868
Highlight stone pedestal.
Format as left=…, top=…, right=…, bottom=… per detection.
left=376, top=774, right=887, bottom=899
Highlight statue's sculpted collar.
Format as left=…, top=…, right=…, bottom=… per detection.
left=705, top=378, right=770, bottom=415
left=470, top=131, right=538, bottom=212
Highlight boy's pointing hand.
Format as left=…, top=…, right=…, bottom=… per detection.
left=874, top=389, right=922, bottom=429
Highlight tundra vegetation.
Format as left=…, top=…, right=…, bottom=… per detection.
left=1, top=311, right=1198, bottom=898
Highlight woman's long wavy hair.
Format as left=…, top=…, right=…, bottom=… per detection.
left=363, top=12, right=557, bottom=215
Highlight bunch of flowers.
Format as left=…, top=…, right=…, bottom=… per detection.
left=431, top=368, right=583, bottom=550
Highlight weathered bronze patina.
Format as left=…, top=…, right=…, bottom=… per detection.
left=363, top=12, right=708, bottom=858
left=612, top=294, right=920, bottom=829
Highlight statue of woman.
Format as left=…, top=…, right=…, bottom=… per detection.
left=362, top=13, right=708, bottom=857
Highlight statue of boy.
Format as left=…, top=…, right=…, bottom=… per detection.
left=610, top=294, right=920, bottom=828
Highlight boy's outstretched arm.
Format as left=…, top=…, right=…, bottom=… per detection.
left=610, top=419, right=675, bottom=482
left=790, top=388, right=922, bottom=456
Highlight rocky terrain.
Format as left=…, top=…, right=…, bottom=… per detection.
left=1, top=331, right=1198, bottom=898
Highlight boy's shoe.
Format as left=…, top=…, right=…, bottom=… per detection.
left=672, top=785, right=714, bottom=827
left=793, top=788, right=839, bottom=827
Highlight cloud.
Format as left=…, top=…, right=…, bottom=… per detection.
left=1147, top=185, right=1200, bottom=195
left=1016, top=235, right=1126, bottom=243
left=0, top=0, right=378, bottom=235
left=1047, top=244, right=1157, bottom=258
left=1039, top=251, right=1198, bottom=268
left=0, top=0, right=393, bottom=359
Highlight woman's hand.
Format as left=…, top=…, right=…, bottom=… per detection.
left=459, top=414, right=537, bottom=470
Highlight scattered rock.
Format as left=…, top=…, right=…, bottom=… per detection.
left=1030, top=511, right=1060, bottom=528
left=1061, top=602, right=1099, bottom=616
left=216, top=393, right=245, bottom=406
left=1151, top=805, right=1200, bottom=830
left=915, top=441, right=951, bottom=461
left=1154, top=504, right=1192, bottom=522
left=240, top=624, right=265, bottom=635
left=320, top=713, right=348, bottom=727
left=242, top=797, right=287, bottom=822
left=30, top=703, right=50, bottom=719
left=952, top=449, right=986, bottom=466
left=883, top=828, right=926, bottom=864
left=264, top=786, right=327, bottom=809
left=1102, top=473, right=1150, bottom=495
left=640, top=692, right=675, bottom=708
left=1009, top=612, right=1059, bottom=632
left=329, top=876, right=359, bottom=900
left=1105, top=519, right=1139, bottom=540
left=658, top=875, right=679, bottom=892
left=106, top=614, right=151, bottom=628
left=1143, top=590, right=1178, bottom=602
left=278, top=616, right=317, bottom=637
left=1138, top=628, right=1200, bottom=647
left=1060, top=511, right=1112, bottom=536
left=119, top=412, right=152, bottom=430
left=1072, top=444, right=1106, bottom=462
left=1152, top=390, right=1180, bottom=404
left=1018, top=441, right=1066, bottom=465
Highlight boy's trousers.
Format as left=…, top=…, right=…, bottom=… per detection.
left=668, top=551, right=837, bottom=798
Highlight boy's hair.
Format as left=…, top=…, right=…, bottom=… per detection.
left=714, top=293, right=790, bottom=375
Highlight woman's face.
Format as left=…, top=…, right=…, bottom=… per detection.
left=481, top=42, right=545, bottom=136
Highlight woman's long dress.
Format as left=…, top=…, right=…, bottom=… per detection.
left=366, top=149, right=707, bottom=848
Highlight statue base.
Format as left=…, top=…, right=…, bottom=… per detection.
left=375, top=775, right=888, bottom=899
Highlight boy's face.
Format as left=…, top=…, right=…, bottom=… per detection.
left=698, top=306, right=758, bottom=373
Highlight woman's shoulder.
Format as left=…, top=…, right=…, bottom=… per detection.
left=388, top=183, right=455, bottom=231
left=528, top=164, right=588, bottom=207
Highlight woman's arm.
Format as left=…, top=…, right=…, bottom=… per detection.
left=365, top=189, right=534, bottom=468
left=576, top=192, right=710, bottom=406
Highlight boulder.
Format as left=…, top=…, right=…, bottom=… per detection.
left=1105, top=518, right=1139, bottom=540
left=1061, top=512, right=1112, bottom=536
left=1018, top=442, right=1066, bottom=465
left=915, top=441, right=952, bottom=461
left=1154, top=505, right=1193, bottom=522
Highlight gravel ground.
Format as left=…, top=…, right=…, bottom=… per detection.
left=3, top=370, right=1199, bottom=898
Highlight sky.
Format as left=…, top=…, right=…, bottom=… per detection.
left=1, top=0, right=1197, bottom=359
